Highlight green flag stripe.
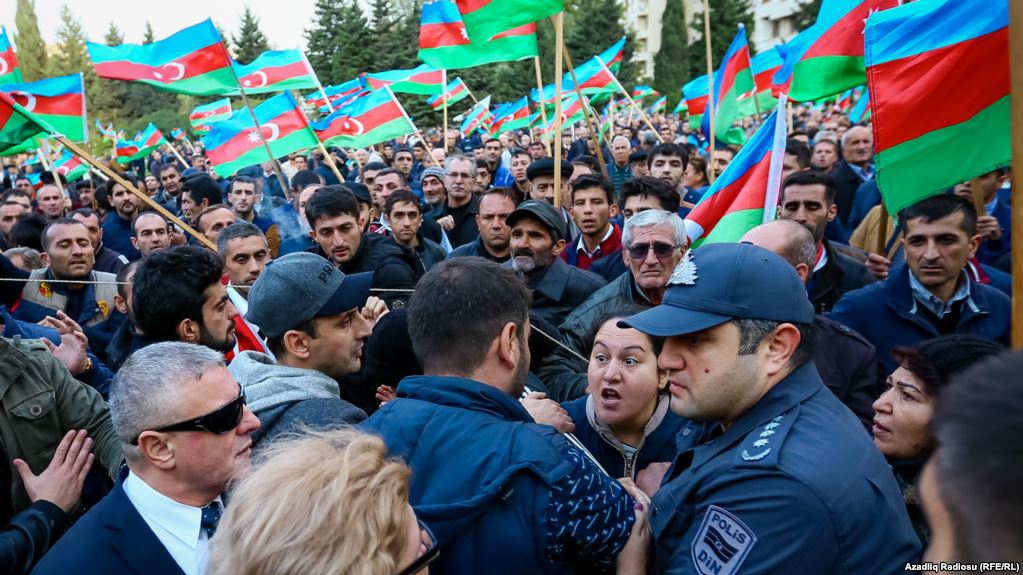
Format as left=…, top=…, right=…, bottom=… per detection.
left=323, top=116, right=415, bottom=149
left=130, top=69, right=238, bottom=96
left=211, top=129, right=319, bottom=178
left=789, top=55, right=865, bottom=103
left=699, top=208, right=766, bottom=246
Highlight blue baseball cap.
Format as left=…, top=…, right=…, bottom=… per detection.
left=619, top=242, right=814, bottom=337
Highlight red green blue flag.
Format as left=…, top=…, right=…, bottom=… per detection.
left=53, top=150, right=88, bottom=182
left=189, top=98, right=232, bottom=133
left=685, top=95, right=788, bottom=245
left=304, top=77, right=366, bottom=111
left=772, top=0, right=899, bottom=102
left=454, top=0, right=562, bottom=43
left=0, top=26, right=23, bottom=84
left=848, top=92, right=870, bottom=123
left=419, top=0, right=537, bottom=70
left=312, top=88, right=415, bottom=149
left=598, top=37, right=626, bottom=73
left=95, top=119, right=117, bottom=140
left=367, top=64, right=445, bottom=95
left=865, top=0, right=1010, bottom=215
left=682, top=75, right=709, bottom=129
left=0, top=74, right=87, bottom=154
left=491, top=97, right=531, bottom=133
left=427, top=77, right=471, bottom=110
left=632, top=85, right=658, bottom=99
left=87, top=19, right=234, bottom=96
left=459, top=95, right=493, bottom=136
left=229, top=50, right=317, bottom=95
left=739, top=47, right=783, bottom=115
left=702, top=25, right=754, bottom=146
left=116, top=123, right=167, bottom=164
left=203, top=92, right=319, bottom=178
left=531, top=56, right=618, bottom=103
left=0, top=91, right=54, bottom=155
left=648, top=95, right=667, bottom=115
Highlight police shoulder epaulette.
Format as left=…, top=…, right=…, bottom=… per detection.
left=734, top=406, right=801, bottom=467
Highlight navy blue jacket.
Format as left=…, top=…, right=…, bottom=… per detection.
left=650, top=363, right=920, bottom=574
left=360, top=375, right=626, bottom=575
left=829, top=265, right=1011, bottom=375
left=31, top=478, right=184, bottom=575
left=100, top=212, right=141, bottom=261
left=976, top=198, right=1012, bottom=268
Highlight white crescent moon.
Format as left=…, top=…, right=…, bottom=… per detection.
left=341, top=117, right=365, bottom=135
left=10, top=91, right=36, bottom=112
left=243, top=71, right=268, bottom=88
left=262, top=123, right=280, bottom=142
left=160, top=62, right=185, bottom=81
left=0, top=58, right=8, bottom=76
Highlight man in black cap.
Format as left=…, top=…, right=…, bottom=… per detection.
left=622, top=242, right=920, bottom=574
left=526, top=157, right=578, bottom=240
left=504, top=199, right=605, bottom=326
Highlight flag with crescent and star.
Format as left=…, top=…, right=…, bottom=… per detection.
left=366, top=64, right=445, bottom=95
left=0, top=73, right=87, bottom=155
left=454, top=0, right=562, bottom=43
left=189, top=98, right=233, bottom=133
left=311, top=88, right=415, bottom=149
left=116, top=123, right=167, bottom=164
left=203, top=92, right=319, bottom=178
left=0, top=26, right=23, bottom=85
left=418, top=0, right=538, bottom=70
left=227, top=49, right=318, bottom=95
left=52, top=149, right=88, bottom=182
left=87, top=18, right=234, bottom=96
left=304, top=77, right=367, bottom=112
left=427, top=77, right=470, bottom=110
left=0, top=91, right=55, bottom=155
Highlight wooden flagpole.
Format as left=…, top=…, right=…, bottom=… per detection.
left=703, top=0, right=717, bottom=184
left=442, top=69, right=449, bottom=153
left=386, top=86, right=441, bottom=168
left=301, top=50, right=336, bottom=114
left=165, top=139, right=191, bottom=170
left=1009, top=0, right=1022, bottom=348
left=553, top=13, right=565, bottom=209
left=57, top=136, right=216, bottom=250
left=534, top=56, right=553, bottom=156
left=563, top=39, right=610, bottom=182
left=226, top=57, right=292, bottom=196
left=596, top=56, right=663, bottom=144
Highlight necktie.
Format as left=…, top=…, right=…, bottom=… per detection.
left=200, top=501, right=222, bottom=539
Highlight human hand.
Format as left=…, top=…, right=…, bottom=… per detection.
left=436, top=215, right=455, bottom=231
left=615, top=481, right=650, bottom=575
left=37, top=310, right=85, bottom=336
left=43, top=331, right=90, bottom=376
left=376, top=385, right=396, bottom=406
left=976, top=215, right=1002, bottom=241
left=635, top=462, right=671, bottom=498
left=520, top=392, right=575, bottom=433
left=361, top=296, right=390, bottom=328
left=14, top=430, right=94, bottom=513
left=865, top=253, right=891, bottom=280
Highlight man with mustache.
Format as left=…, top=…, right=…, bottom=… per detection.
left=504, top=199, right=605, bottom=326
left=100, top=175, right=143, bottom=261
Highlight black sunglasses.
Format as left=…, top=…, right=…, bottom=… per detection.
left=396, top=519, right=440, bottom=575
left=131, top=385, right=246, bottom=445
left=627, top=241, right=678, bottom=260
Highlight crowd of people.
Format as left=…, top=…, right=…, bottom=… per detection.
left=0, top=101, right=1019, bottom=574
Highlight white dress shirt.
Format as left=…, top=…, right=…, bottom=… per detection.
left=123, top=471, right=222, bottom=575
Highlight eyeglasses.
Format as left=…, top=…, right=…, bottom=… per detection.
left=627, top=241, right=678, bottom=260
left=131, top=385, right=246, bottom=445
left=396, top=519, right=440, bottom=575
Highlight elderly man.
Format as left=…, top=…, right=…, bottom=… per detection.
left=36, top=186, right=66, bottom=220
left=829, top=125, right=874, bottom=229
left=538, top=209, right=687, bottom=401
left=622, top=242, right=920, bottom=574
left=430, top=155, right=481, bottom=249
left=504, top=199, right=605, bottom=327
left=609, top=135, right=633, bottom=195
left=33, top=342, right=262, bottom=575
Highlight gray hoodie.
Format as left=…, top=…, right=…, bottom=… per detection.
left=229, top=350, right=367, bottom=448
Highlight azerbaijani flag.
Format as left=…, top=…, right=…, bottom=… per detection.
left=87, top=19, right=234, bottom=96
left=459, top=95, right=493, bottom=136
left=531, top=56, right=618, bottom=103
left=772, top=0, right=900, bottom=102
left=304, top=77, right=366, bottom=110
left=739, top=47, right=783, bottom=115
left=455, top=0, right=562, bottom=43
left=491, top=97, right=531, bottom=133
left=190, top=98, right=232, bottom=133
left=0, top=26, right=23, bottom=85
left=419, top=0, right=537, bottom=70
left=848, top=92, right=870, bottom=123
left=0, top=74, right=87, bottom=154
left=312, top=88, right=415, bottom=149
left=427, top=77, right=470, bottom=110
left=598, top=37, right=627, bottom=73
left=673, top=96, right=686, bottom=114
left=170, top=127, right=185, bottom=140
left=632, top=85, right=659, bottom=99
left=865, top=0, right=1010, bottom=215
left=96, top=119, right=117, bottom=140
left=229, top=50, right=317, bottom=95
left=53, top=150, right=88, bottom=182
left=685, top=95, right=788, bottom=245
left=682, top=75, right=709, bottom=129
left=204, top=92, right=319, bottom=178
left=702, top=25, right=754, bottom=146
left=648, top=95, right=667, bottom=115
left=366, top=64, right=445, bottom=95
left=116, top=123, right=167, bottom=164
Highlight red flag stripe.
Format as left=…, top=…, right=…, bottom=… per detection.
left=207, top=107, right=310, bottom=164
left=93, top=44, right=228, bottom=84
left=238, top=61, right=310, bottom=89
left=804, top=0, right=899, bottom=59
left=419, top=22, right=471, bottom=49
left=6, top=92, right=82, bottom=117
left=317, top=99, right=404, bottom=140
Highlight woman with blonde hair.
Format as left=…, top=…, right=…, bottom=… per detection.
left=207, top=428, right=436, bottom=575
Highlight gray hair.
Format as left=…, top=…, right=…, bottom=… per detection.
left=840, top=125, right=871, bottom=147
left=216, top=221, right=267, bottom=256
left=110, top=342, right=227, bottom=461
left=3, top=246, right=42, bottom=270
left=622, top=209, right=687, bottom=248
left=445, top=155, right=476, bottom=177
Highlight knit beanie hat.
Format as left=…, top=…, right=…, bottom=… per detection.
left=906, top=334, right=1004, bottom=386
left=420, top=166, right=446, bottom=185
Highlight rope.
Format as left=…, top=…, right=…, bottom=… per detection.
left=0, top=276, right=131, bottom=286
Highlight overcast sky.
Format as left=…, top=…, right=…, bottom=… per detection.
left=1, top=1, right=326, bottom=51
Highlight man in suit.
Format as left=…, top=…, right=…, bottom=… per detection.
left=828, top=126, right=874, bottom=241
left=33, top=342, right=261, bottom=575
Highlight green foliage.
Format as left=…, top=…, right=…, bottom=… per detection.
left=48, top=6, right=93, bottom=80
left=653, top=0, right=689, bottom=109
left=13, top=0, right=47, bottom=81
left=565, top=0, right=637, bottom=86
left=143, top=21, right=155, bottom=44
left=305, top=0, right=375, bottom=85
left=233, top=6, right=271, bottom=65
left=792, top=0, right=822, bottom=32
left=684, top=0, right=756, bottom=80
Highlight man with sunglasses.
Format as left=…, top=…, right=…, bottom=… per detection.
left=229, top=253, right=384, bottom=449
left=33, top=342, right=262, bottom=575
left=538, top=209, right=689, bottom=402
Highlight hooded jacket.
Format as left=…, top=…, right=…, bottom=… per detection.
left=228, top=351, right=366, bottom=448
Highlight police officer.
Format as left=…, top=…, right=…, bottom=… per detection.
left=621, top=242, right=920, bottom=574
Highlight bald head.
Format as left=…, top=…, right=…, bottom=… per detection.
left=741, top=220, right=816, bottom=284
left=840, top=125, right=873, bottom=168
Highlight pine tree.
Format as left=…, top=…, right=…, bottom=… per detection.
left=13, top=0, right=47, bottom=81
left=684, top=0, right=756, bottom=80
left=233, top=6, right=271, bottom=65
left=143, top=21, right=155, bottom=44
left=305, top=0, right=346, bottom=84
left=566, top=0, right=637, bottom=86
left=653, top=0, right=689, bottom=109
left=49, top=6, right=93, bottom=80
left=370, top=0, right=405, bottom=70
left=792, top=0, right=822, bottom=32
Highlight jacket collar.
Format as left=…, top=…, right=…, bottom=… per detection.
left=531, top=257, right=572, bottom=301
left=886, top=264, right=988, bottom=317
left=397, top=375, right=534, bottom=424
left=103, top=477, right=187, bottom=575
left=585, top=392, right=671, bottom=452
